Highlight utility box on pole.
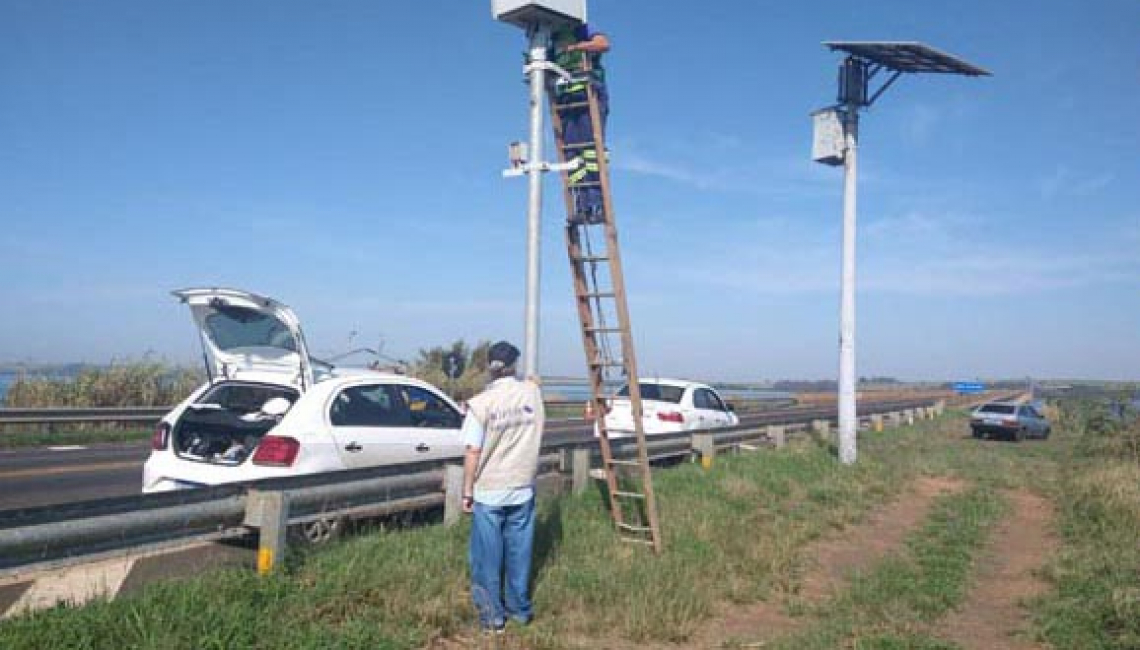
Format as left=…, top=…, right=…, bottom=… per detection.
left=493, top=0, right=586, bottom=28
left=812, top=108, right=845, bottom=166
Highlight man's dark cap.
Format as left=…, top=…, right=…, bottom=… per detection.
left=488, top=341, right=521, bottom=369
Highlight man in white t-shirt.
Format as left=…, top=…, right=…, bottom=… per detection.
left=462, top=341, right=545, bottom=633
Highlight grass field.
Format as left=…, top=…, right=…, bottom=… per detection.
left=1, top=402, right=1136, bottom=649
left=0, top=428, right=152, bottom=449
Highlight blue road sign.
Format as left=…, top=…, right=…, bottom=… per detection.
left=953, top=381, right=986, bottom=394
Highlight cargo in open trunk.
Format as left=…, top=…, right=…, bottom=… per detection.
left=172, top=381, right=299, bottom=466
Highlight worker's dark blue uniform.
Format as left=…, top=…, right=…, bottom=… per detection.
left=551, top=25, right=608, bottom=224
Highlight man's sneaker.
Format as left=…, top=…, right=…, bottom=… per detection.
left=509, top=615, right=533, bottom=627
left=481, top=624, right=505, bottom=637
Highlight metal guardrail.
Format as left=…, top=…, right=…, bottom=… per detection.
left=0, top=398, right=949, bottom=575
left=0, top=396, right=803, bottom=431
left=0, top=407, right=171, bottom=427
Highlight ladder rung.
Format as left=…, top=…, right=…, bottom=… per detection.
left=586, top=327, right=623, bottom=334
left=562, top=141, right=596, bottom=150
left=620, top=536, right=656, bottom=546
left=613, top=490, right=646, bottom=500
left=590, top=359, right=625, bottom=367
left=570, top=181, right=602, bottom=188
left=581, top=291, right=616, bottom=299
left=554, top=101, right=591, bottom=111
left=608, top=459, right=641, bottom=467
left=570, top=255, right=610, bottom=263
left=616, top=522, right=654, bottom=533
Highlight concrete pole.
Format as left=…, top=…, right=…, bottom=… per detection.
left=837, top=106, right=859, bottom=466
left=522, top=26, right=551, bottom=379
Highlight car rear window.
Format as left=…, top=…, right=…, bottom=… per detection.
left=977, top=404, right=1016, bottom=415
left=617, top=383, right=684, bottom=403
left=205, top=306, right=298, bottom=352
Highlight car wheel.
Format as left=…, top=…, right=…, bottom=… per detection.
left=971, top=428, right=983, bottom=439
left=289, top=516, right=346, bottom=546
left=1013, top=427, right=1025, bottom=443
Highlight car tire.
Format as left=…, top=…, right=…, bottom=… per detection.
left=971, top=428, right=983, bottom=439
left=289, top=515, right=346, bottom=546
left=1013, top=427, right=1025, bottom=443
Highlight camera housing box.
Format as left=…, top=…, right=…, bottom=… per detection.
left=812, top=108, right=846, bottom=167
left=493, top=0, right=587, bottom=29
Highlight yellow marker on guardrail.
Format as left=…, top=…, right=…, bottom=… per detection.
left=257, top=548, right=275, bottom=576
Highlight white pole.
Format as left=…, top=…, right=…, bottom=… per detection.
left=523, top=27, right=550, bottom=379
left=838, top=106, right=859, bottom=465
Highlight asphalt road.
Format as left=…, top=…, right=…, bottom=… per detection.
left=0, top=419, right=596, bottom=512
left=0, top=407, right=846, bottom=512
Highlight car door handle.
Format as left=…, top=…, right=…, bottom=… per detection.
left=344, top=442, right=363, bottom=453
left=415, top=443, right=430, bottom=453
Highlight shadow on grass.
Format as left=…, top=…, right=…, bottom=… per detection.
left=531, top=498, right=564, bottom=592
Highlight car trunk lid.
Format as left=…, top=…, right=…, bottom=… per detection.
left=173, top=288, right=314, bottom=391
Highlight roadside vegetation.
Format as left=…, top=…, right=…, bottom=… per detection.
left=1, top=399, right=1137, bottom=648
left=2, top=362, right=201, bottom=409
left=1035, top=398, right=1140, bottom=649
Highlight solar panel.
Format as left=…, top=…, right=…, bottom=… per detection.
left=824, top=41, right=991, bottom=77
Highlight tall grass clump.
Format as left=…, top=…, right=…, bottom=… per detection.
left=407, top=340, right=491, bottom=402
left=1037, top=399, right=1140, bottom=649
left=3, top=362, right=202, bottom=408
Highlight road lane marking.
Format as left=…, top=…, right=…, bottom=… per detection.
left=0, top=460, right=142, bottom=480
left=47, top=445, right=89, bottom=451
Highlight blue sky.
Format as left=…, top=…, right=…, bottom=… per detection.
left=1, top=0, right=1137, bottom=381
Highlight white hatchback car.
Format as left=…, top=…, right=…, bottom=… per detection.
left=142, top=288, right=466, bottom=496
left=602, top=378, right=740, bottom=437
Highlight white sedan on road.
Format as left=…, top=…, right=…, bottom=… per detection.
left=601, top=378, right=739, bottom=437
left=142, top=288, right=466, bottom=501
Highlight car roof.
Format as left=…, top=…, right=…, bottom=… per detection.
left=634, top=378, right=710, bottom=389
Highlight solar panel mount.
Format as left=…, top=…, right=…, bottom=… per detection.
left=824, top=41, right=991, bottom=77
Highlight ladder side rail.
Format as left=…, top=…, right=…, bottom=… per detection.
left=583, top=69, right=664, bottom=553
left=550, top=83, right=627, bottom=529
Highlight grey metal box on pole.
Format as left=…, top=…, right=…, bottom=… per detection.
left=812, top=109, right=845, bottom=167
left=493, top=0, right=587, bottom=28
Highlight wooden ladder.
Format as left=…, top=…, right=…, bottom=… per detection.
left=547, top=58, right=663, bottom=553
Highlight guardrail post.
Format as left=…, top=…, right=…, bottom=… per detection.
left=812, top=419, right=831, bottom=439
left=934, top=400, right=945, bottom=416
left=768, top=425, right=786, bottom=448
left=443, top=464, right=465, bottom=527
left=871, top=414, right=884, bottom=433
left=571, top=447, right=591, bottom=495
left=692, top=433, right=715, bottom=469
left=246, top=490, right=289, bottom=576
left=904, top=409, right=915, bottom=426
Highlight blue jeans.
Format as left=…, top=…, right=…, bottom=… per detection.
left=469, top=498, right=535, bottom=628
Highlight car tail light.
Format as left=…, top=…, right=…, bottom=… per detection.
left=252, top=436, right=301, bottom=467
left=151, top=422, right=171, bottom=450
left=657, top=411, right=684, bottom=423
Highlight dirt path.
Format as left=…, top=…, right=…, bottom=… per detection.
left=689, top=475, right=966, bottom=648
left=938, top=490, right=1056, bottom=650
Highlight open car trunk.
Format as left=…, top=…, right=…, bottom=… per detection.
left=173, top=382, right=299, bottom=466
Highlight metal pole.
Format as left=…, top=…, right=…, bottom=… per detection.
left=838, top=105, right=859, bottom=465
left=523, top=26, right=551, bottom=379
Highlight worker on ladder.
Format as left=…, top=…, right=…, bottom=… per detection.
left=550, top=24, right=610, bottom=225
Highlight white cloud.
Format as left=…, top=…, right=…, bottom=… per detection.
left=609, top=138, right=832, bottom=198
left=1038, top=165, right=1115, bottom=200
left=672, top=207, right=1140, bottom=298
